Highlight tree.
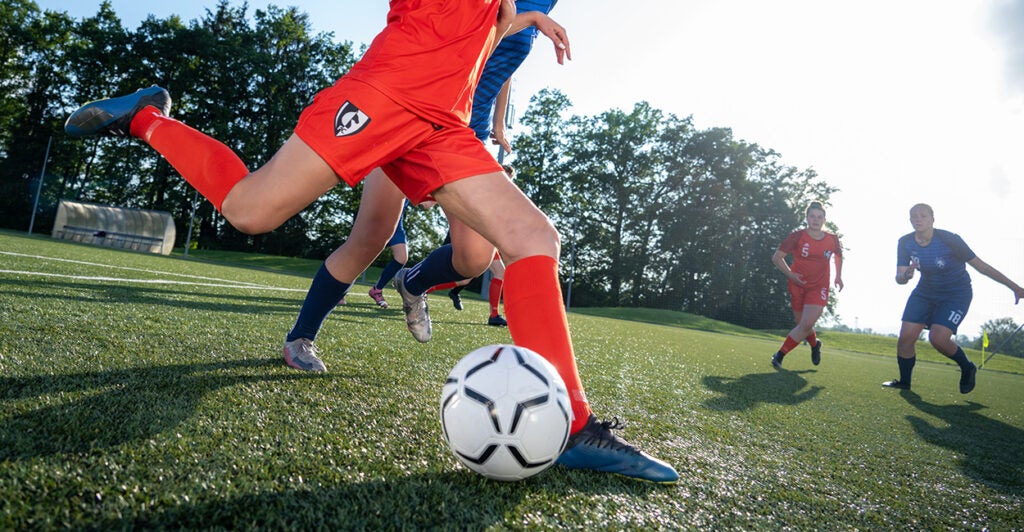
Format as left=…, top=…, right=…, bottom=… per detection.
left=973, top=317, right=1024, bottom=357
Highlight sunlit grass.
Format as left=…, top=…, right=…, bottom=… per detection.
left=1, top=230, right=1022, bottom=529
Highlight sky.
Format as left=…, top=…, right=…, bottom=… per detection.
left=37, top=0, right=1024, bottom=337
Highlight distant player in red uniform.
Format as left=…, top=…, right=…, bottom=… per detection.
left=65, top=0, right=677, bottom=483
left=770, top=201, right=844, bottom=369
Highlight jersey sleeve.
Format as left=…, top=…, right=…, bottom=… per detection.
left=896, top=234, right=913, bottom=266
left=934, top=229, right=977, bottom=262
left=778, top=231, right=801, bottom=254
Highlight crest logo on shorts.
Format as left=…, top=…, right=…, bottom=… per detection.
left=334, top=101, right=370, bottom=137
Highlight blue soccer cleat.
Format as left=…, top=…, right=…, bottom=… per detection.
left=65, top=85, right=171, bottom=138
left=556, top=414, right=679, bottom=483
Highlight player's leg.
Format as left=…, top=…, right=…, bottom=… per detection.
left=928, top=297, right=976, bottom=393
left=284, top=170, right=406, bottom=370
left=772, top=288, right=805, bottom=369
left=434, top=171, right=679, bottom=484
left=486, top=257, right=507, bottom=326
left=884, top=320, right=925, bottom=390
left=371, top=242, right=408, bottom=308
left=65, top=88, right=338, bottom=233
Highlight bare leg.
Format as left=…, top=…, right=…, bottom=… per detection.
left=221, top=134, right=341, bottom=234
left=323, top=169, right=407, bottom=282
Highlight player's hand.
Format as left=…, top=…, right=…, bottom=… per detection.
left=788, top=272, right=806, bottom=286
left=532, top=13, right=571, bottom=64
left=835, top=278, right=844, bottom=292
left=490, top=127, right=511, bottom=154
left=1012, top=285, right=1024, bottom=304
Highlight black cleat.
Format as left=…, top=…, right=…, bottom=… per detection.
left=65, top=85, right=171, bottom=138
left=959, top=362, right=977, bottom=394
left=771, top=351, right=784, bottom=370
left=882, top=379, right=911, bottom=390
left=448, top=290, right=463, bottom=311
left=487, top=315, right=507, bottom=327
left=811, top=340, right=822, bottom=366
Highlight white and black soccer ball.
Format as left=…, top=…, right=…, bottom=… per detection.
left=440, top=344, right=571, bottom=481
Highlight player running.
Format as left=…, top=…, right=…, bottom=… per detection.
left=65, top=0, right=678, bottom=483
left=884, top=203, right=1024, bottom=393
left=770, top=201, right=844, bottom=369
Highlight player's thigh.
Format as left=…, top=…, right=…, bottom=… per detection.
left=445, top=215, right=498, bottom=276
left=799, top=304, right=825, bottom=327
left=435, top=172, right=558, bottom=263
left=222, top=134, right=339, bottom=234
left=489, top=256, right=505, bottom=279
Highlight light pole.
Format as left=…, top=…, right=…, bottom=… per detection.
left=27, top=136, right=52, bottom=235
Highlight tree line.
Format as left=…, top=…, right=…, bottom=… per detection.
left=3, top=0, right=842, bottom=330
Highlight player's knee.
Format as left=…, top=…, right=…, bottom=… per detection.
left=222, top=207, right=275, bottom=235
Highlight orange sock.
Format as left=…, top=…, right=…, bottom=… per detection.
left=130, top=107, right=249, bottom=210
left=780, top=335, right=800, bottom=354
left=504, top=255, right=591, bottom=433
left=427, top=281, right=459, bottom=294
left=488, top=278, right=503, bottom=318
left=806, top=330, right=818, bottom=347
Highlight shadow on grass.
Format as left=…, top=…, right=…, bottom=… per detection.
left=97, top=468, right=664, bottom=529
left=0, top=358, right=323, bottom=460
left=702, top=370, right=823, bottom=411
left=898, top=390, right=1024, bottom=494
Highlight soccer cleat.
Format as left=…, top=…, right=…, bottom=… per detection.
left=959, top=362, right=977, bottom=394
left=368, top=287, right=388, bottom=308
left=771, top=351, right=784, bottom=370
left=487, top=315, right=508, bottom=327
left=394, top=269, right=431, bottom=342
left=65, top=85, right=172, bottom=137
left=283, top=338, right=327, bottom=372
left=882, top=379, right=910, bottom=390
left=556, top=414, right=679, bottom=484
left=811, top=340, right=822, bottom=366
left=449, top=290, right=463, bottom=311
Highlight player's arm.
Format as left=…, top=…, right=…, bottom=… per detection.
left=833, top=252, right=844, bottom=292
left=896, top=259, right=918, bottom=285
left=967, top=256, right=1024, bottom=303
left=490, top=79, right=512, bottom=154
left=505, top=11, right=571, bottom=64
left=772, top=249, right=804, bottom=286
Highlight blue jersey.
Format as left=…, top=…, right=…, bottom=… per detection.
left=468, top=0, right=559, bottom=140
left=897, top=229, right=976, bottom=296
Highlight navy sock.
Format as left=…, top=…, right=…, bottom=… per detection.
left=898, top=356, right=916, bottom=384
left=450, top=284, right=465, bottom=296
left=950, top=347, right=972, bottom=369
left=403, top=244, right=461, bottom=295
left=287, top=264, right=350, bottom=342
left=375, top=258, right=405, bottom=290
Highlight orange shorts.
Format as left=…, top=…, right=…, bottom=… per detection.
left=788, top=283, right=829, bottom=312
left=294, top=77, right=502, bottom=203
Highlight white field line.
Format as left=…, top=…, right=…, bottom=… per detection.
left=0, top=251, right=306, bottom=292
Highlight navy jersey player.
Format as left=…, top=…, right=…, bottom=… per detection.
left=884, top=203, right=1024, bottom=393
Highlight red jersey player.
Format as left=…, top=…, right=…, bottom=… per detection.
left=64, top=0, right=677, bottom=483
left=771, top=201, right=844, bottom=369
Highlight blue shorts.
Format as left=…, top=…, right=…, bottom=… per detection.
left=387, top=219, right=407, bottom=247
left=901, top=289, right=972, bottom=333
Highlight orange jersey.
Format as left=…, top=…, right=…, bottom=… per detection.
left=345, top=0, right=501, bottom=129
left=778, top=229, right=842, bottom=288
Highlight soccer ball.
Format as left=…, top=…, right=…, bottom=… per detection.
left=440, top=344, right=571, bottom=481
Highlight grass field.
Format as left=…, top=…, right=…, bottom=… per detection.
left=1, top=230, right=1022, bottom=529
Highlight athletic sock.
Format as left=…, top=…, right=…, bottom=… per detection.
left=130, top=108, right=248, bottom=210
left=403, top=245, right=461, bottom=295
left=898, top=356, right=916, bottom=385
left=780, top=335, right=800, bottom=355
left=950, top=347, right=972, bottom=369
left=488, top=278, right=503, bottom=318
left=374, top=258, right=405, bottom=290
left=504, top=255, right=591, bottom=434
left=286, top=264, right=350, bottom=342
left=450, top=284, right=465, bottom=296
left=807, top=330, right=818, bottom=347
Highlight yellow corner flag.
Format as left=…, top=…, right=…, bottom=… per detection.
left=982, top=330, right=989, bottom=368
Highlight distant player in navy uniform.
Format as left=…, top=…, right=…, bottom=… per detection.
left=884, top=203, right=1024, bottom=393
